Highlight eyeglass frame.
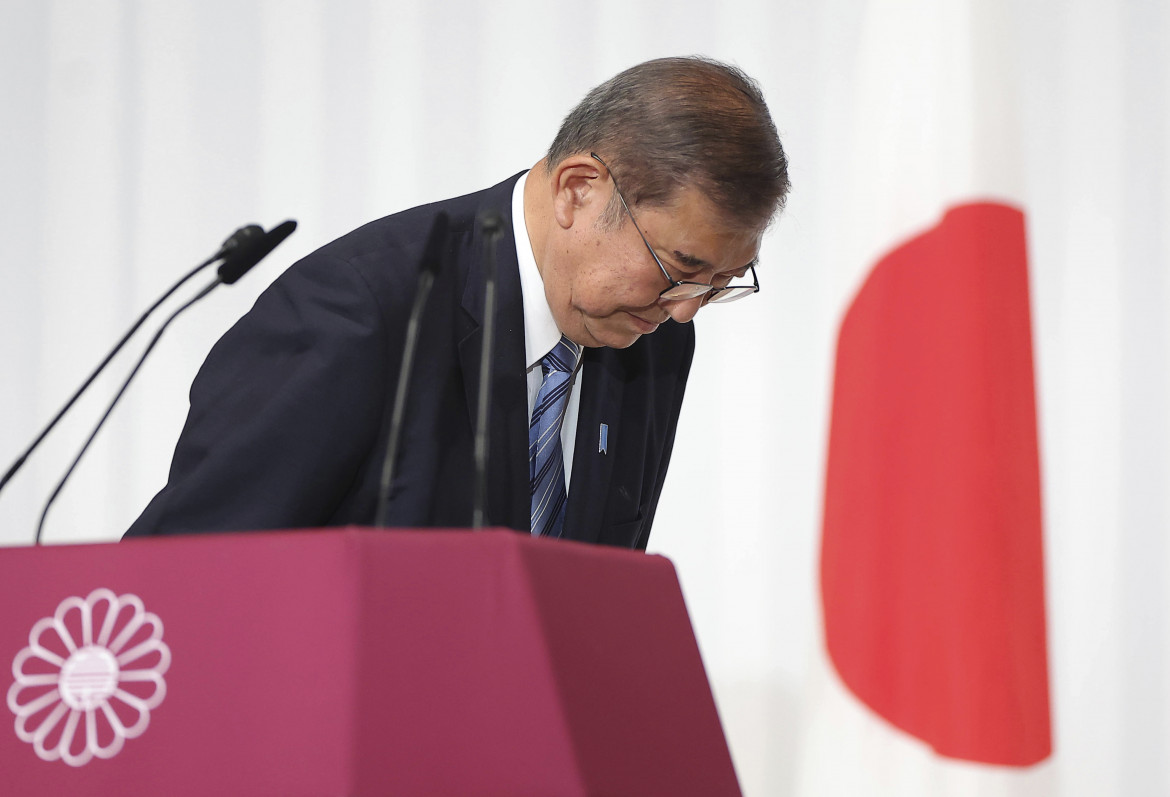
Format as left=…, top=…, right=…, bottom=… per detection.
left=589, top=153, right=760, bottom=304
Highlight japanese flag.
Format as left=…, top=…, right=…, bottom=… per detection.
left=798, top=1, right=1053, bottom=793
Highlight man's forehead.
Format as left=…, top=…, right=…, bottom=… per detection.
left=659, top=184, right=763, bottom=255
left=648, top=207, right=760, bottom=273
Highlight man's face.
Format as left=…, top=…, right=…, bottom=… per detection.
left=541, top=178, right=762, bottom=350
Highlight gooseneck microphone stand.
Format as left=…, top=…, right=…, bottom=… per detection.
left=4, top=221, right=296, bottom=544
left=0, top=224, right=264, bottom=498
left=373, top=213, right=449, bottom=527
left=472, top=210, right=504, bottom=529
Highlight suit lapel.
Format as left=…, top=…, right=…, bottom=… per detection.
left=565, top=348, right=626, bottom=545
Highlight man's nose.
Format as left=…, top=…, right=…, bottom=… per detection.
left=660, top=293, right=705, bottom=324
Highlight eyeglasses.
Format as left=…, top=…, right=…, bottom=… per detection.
left=590, top=153, right=760, bottom=304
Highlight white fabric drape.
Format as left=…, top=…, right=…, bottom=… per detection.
left=1, top=2, right=1167, bottom=795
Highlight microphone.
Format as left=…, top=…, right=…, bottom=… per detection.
left=32, top=220, right=297, bottom=544
left=374, top=212, right=449, bottom=527
left=0, top=222, right=265, bottom=499
left=219, top=220, right=297, bottom=285
left=472, top=209, right=504, bottom=529
left=217, top=224, right=266, bottom=260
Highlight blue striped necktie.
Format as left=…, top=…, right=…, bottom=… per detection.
left=530, top=335, right=581, bottom=537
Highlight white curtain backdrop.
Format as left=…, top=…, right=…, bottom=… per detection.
left=1, top=1, right=1167, bottom=795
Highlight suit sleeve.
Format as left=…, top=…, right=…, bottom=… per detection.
left=124, top=254, right=398, bottom=535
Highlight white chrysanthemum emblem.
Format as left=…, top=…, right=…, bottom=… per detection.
left=7, top=589, right=171, bottom=767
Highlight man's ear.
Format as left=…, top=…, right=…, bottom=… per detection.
left=550, top=155, right=605, bottom=230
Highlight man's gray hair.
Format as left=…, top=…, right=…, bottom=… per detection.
left=546, top=56, right=790, bottom=231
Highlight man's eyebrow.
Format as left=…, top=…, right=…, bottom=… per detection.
left=672, top=250, right=711, bottom=271
left=672, top=249, right=757, bottom=274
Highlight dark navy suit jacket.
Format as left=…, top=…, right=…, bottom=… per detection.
left=124, top=174, right=694, bottom=549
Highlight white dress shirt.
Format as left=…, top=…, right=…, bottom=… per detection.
left=511, top=171, right=583, bottom=489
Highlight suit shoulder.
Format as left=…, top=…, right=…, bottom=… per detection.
left=308, top=172, right=524, bottom=279
left=262, top=173, right=524, bottom=319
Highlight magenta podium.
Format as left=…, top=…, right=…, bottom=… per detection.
left=1, top=528, right=740, bottom=796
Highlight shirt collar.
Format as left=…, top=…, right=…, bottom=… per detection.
left=512, top=170, right=567, bottom=370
